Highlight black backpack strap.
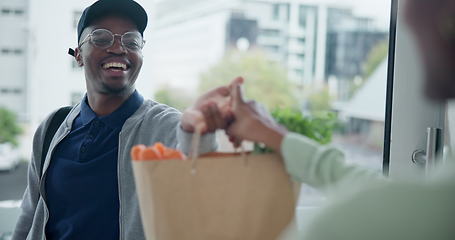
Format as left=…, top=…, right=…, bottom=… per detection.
left=40, top=106, right=72, bottom=177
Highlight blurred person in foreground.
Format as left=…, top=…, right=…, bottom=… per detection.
left=12, top=0, right=234, bottom=239
left=225, top=1, right=455, bottom=239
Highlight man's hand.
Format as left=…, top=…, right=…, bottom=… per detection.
left=225, top=83, right=288, bottom=152
left=180, top=77, right=243, bottom=134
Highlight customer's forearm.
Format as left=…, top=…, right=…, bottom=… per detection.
left=281, top=133, right=383, bottom=188
left=256, top=123, right=287, bottom=154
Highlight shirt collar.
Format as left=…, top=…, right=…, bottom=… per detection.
left=79, top=90, right=144, bottom=128
left=80, top=96, right=97, bottom=126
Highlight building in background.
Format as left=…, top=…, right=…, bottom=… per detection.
left=149, top=0, right=387, bottom=94
left=325, top=7, right=388, bottom=100
left=0, top=0, right=29, bottom=121
left=0, top=0, right=388, bottom=125
left=339, top=59, right=388, bottom=151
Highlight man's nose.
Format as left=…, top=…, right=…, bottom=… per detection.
left=107, top=36, right=127, bottom=54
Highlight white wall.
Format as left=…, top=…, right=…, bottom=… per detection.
left=148, top=11, right=230, bottom=92
left=148, top=0, right=332, bottom=90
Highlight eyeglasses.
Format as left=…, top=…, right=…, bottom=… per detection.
left=78, top=28, right=145, bottom=51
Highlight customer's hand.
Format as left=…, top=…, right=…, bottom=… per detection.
left=225, top=83, right=288, bottom=152
left=180, top=77, right=243, bottom=134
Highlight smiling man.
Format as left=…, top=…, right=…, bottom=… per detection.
left=75, top=16, right=144, bottom=115
left=11, top=0, right=230, bottom=239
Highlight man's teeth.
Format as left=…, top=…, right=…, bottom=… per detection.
left=102, top=62, right=127, bottom=70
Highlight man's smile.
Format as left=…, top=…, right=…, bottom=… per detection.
left=102, top=62, right=128, bottom=71
left=100, top=58, right=131, bottom=77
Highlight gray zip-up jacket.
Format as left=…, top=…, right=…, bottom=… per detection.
left=12, top=99, right=217, bottom=240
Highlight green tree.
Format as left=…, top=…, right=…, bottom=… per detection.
left=154, top=85, right=195, bottom=111
left=199, top=50, right=297, bottom=110
left=306, top=86, right=332, bottom=113
left=255, top=108, right=338, bottom=153
left=346, top=40, right=388, bottom=99
left=363, top=40, right=388, bottom=79
left=0, top=107, right=22, bottom=146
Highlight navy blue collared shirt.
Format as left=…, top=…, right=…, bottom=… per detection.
left=45, top=91, right=143, bottom=240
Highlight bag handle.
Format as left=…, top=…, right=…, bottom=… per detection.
left=189, top=124, right=203, bottom=174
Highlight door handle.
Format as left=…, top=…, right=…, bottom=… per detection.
left=411, top=127, right=443, bottom=173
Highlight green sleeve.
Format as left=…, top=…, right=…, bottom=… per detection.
left=281, top=133, right=454, bottom=239
left=302, top=180, right=454, bottom=240
left=281, top=132, right=382, bottom=189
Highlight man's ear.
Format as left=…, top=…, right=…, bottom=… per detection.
left=75, top=48, right=83, bottom=67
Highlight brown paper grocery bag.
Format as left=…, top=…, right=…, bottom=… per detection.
left=132, top=152, right=298, bottom=240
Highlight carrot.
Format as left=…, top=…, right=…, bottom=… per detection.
left=141, top=147, right=162, bottom=160
left=131, top=142, right=186, bottom=161
left=131, top=144, right=146, bottom=160
left=153, top=143, right=166, bottom=155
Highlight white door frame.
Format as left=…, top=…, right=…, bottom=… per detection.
left=385, top=0, right=446, bottom=178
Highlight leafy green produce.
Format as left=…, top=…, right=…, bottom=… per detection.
left=254, top=108, right=337, bottom=153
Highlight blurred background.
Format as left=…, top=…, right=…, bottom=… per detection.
left=0, top=0, right=391, bottom=238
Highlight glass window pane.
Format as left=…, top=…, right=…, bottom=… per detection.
left=0, top=0, right=392, bottom=237
left=149, top=0, right=392, bottom=231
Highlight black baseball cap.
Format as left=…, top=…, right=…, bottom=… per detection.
left=68, top=0, right=148, bottom=56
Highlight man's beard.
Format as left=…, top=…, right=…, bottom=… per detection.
left=100, top=82, right=132, bottom=96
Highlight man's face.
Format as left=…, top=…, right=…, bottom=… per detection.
left=405, top=0, right=455, bottom=100
left=76, top=15, right=143, bottom=96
